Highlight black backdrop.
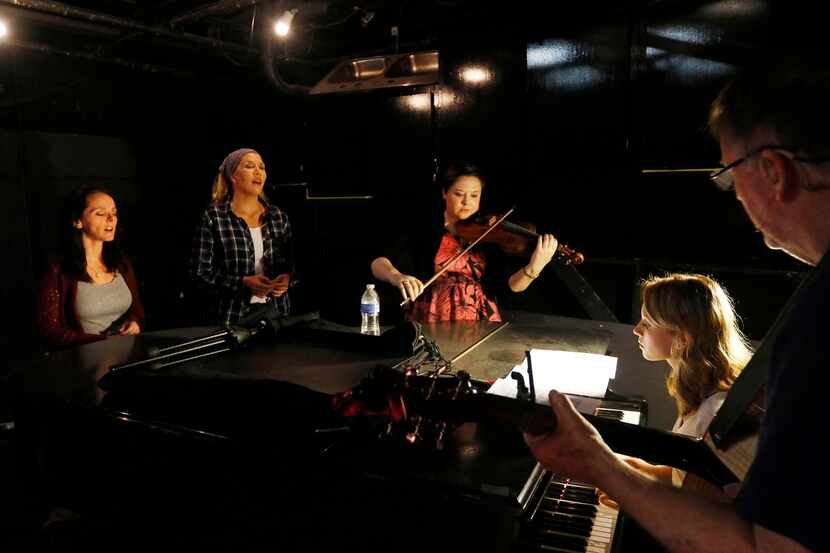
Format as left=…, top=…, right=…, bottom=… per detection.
left=1, top=1, right=821, bottom=370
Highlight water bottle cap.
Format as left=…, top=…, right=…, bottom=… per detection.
left=366, top=284, right=375, bottom=289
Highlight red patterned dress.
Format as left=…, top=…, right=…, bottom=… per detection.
left=408, top=232, right=502, bottom=323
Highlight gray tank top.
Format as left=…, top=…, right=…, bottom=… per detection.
left=75, top=273, right=133, bottom=334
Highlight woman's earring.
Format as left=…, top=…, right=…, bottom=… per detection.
left=673, top=336, right=688, bottom=358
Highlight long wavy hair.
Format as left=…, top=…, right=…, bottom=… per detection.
left=640, top=273, right=752, bottom=417
left=60, top=185, right=127, bottom=281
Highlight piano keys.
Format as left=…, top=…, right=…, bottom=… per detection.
left=517, top=465, right=620, bottom=553
left=557, top=394, right=645, bottom=427
left=592, top=403, right=643, bottom=426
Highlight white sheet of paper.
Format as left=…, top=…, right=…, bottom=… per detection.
left=486, top=349, right=617, bottom=402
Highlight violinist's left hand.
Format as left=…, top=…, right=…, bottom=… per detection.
left=527, top=233, right=558, bottom=275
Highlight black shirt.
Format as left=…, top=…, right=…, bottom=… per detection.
left=734, top=252, right=828, bottom=552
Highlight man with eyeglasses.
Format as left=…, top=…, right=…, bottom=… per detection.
left=523, top=61, right=829, bottom=553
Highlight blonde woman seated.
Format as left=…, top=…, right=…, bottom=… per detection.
left=618, top=273, right=752, bottom=499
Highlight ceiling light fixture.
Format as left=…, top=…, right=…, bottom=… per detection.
left=459, top=65, right=491, bottom=84
left=274, top=8, right=298, bottom=37
left=0, top=19, right=8, bottom=39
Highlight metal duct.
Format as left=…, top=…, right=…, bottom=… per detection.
left=309, top=51, right=439, bottom=95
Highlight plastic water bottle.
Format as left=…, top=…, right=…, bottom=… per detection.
left=360, top=284, right=380, bottom=335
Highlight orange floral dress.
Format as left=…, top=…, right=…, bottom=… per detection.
left=408, top=232, right=501, bottom=323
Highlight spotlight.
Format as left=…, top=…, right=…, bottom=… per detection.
left=0, top=19, right=8, bottom=39
left=459, top=65, right=491, bottom=84
left=403, top=93, right=430, bottom=112
left=274, top=8, right=298, bottom=37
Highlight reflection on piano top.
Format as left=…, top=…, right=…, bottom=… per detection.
left=12, top=311, right=675, bottom=432
left=449, top=310, right=675, bottom=431
left=449, top=316, right=612, bottom=382
left=14, top=321, right=422, bottom=407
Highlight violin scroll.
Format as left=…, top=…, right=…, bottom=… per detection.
left=556, top=242, right=584, bottom=266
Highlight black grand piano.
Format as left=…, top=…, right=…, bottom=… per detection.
left=11, top=311, right=704, bottom=552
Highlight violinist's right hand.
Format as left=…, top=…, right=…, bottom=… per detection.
left=392, top=273, right=425, bottom=302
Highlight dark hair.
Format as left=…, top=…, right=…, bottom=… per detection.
left=709, top=60, right=830, bottom=157
left=438, top=163, right=484, bottom=192
left=60, top=185, right=127, bottom=281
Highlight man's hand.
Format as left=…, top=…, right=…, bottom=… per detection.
left=523, top=390, right=615, bottom=484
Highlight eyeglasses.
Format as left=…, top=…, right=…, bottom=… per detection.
left=710, top=144, right=830, bottom=191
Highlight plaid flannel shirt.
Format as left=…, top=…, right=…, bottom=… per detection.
left=191, top=200, right=293, bottom=326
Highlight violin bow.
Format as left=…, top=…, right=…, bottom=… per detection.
left=400, top=207, right=515, bottom=307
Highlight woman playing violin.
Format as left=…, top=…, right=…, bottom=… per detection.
left=370, top=163, right=558, bottom=322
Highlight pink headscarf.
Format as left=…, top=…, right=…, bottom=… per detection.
left=219, top=148, right=258, bottom=183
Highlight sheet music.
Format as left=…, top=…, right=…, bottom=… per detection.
left=486, top=349, right=618, bottom=402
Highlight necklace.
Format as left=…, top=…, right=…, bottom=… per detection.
left=87, top=261, right=107, bottom=279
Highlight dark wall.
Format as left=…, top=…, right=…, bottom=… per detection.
left=0, top=48, right=309, bottom=362
left=1, top=0, right=821, bottom=367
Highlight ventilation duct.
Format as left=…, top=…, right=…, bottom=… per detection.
left=310, top=51, right=439, bottom=95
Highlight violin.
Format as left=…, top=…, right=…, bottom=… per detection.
left=399, top=208, right=584, bottom=306
left=453, top=213, right=584, bottom=265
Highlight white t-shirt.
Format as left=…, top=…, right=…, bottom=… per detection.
left=671, top=391, right=727, bottom=486
left=249, top=226, right=267, bottom=304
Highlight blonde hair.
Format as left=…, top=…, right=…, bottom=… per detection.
left=210, top=172, right=269, bottom=204
left=640, top=273, right=752, bottom=417
left=211, top=173, right=231, bottom=204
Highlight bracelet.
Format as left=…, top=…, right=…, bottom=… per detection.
left=523, top=266, right=538, bottom=279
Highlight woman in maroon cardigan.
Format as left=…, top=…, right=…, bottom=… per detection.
left=37, top=186, right=145, bottom=351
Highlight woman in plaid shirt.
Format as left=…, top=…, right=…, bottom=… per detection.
left=191, top=148, right=293, bottom=326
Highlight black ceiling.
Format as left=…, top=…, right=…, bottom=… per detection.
left=1, top=1, right=638, bottom=80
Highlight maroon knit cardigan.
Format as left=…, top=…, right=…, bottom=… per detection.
left=37, top=257, right=145, bottom=351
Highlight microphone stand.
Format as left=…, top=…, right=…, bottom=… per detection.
left=110, top=319, right=270, bottom=373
